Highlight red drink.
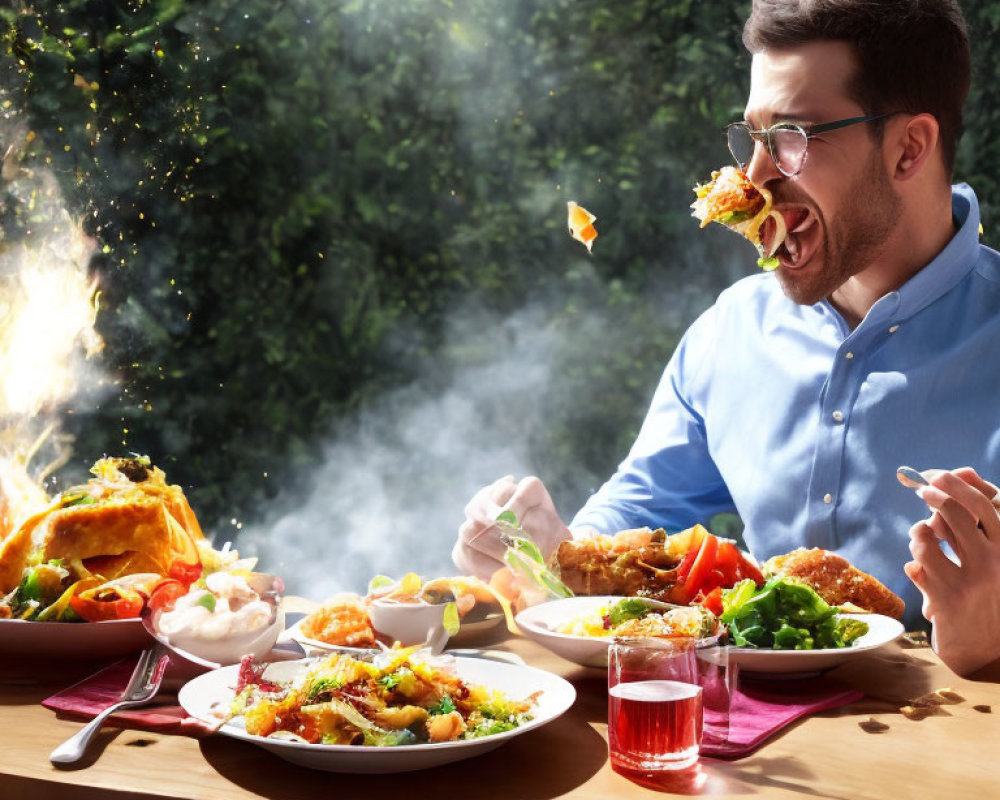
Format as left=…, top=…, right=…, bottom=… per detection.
left=608, top=679, right=703, bottom=772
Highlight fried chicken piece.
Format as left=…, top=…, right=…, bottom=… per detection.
left=763, top=548, right=905, bottom=620
left=556, top=528, right=686, bottom=602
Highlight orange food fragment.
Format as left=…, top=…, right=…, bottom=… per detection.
left=567, top=201, right=598, bottom=252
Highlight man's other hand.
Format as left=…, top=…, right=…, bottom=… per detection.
left=905, top=467, right=1000, bottom=676
left=452, top=475, right=573, bottom=579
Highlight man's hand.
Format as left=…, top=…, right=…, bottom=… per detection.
left=904, top=467, right=1000, bottom=676
left=451, top=475, right=573, bottom=579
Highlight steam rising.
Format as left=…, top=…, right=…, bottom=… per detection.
left=240, top=306, right=560, bottom=599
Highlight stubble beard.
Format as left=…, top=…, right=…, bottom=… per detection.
left=775, top=149, right=902, bottom=307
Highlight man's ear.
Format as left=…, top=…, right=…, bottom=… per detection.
left=892, top=113, right=939, bottom=180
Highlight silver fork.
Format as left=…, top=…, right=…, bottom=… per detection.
left=50, top=643, right=170, bottom=765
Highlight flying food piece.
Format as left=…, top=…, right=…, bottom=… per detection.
left=567, top=201, right=598, bottom=253
left=691, top=166, right=786, bottom=270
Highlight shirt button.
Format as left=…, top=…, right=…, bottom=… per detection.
left=888, top=325, right=899, bottom=333
left=832, top=410, right=844, bottom=423
left=845, top=352, right=854, bottom=359
left=823, top=493, right=833, bottom=504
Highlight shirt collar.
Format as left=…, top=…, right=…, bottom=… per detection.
left=892, top=183, right=981, bottom=321
left=814, top=184, right=981, bottom=334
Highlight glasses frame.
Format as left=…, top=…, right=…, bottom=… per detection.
left=726, top=113, right=896, bottom=177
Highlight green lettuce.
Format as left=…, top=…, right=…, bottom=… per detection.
left=720, top=577, right=869, bottom=650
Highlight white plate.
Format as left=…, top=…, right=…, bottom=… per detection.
left=178, top=656, right=576, bottom=773
left=282, top=619, right=380, bottom=658
left=729, top=613, right=905, bottom=674
left=516, top=596, right=904, bottom=674
left=0, top=617, right=151, bottom=659
left=516, top=595, right=627, bottom=668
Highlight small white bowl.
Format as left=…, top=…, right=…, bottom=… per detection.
left=368, top=600, right=450, bottom=653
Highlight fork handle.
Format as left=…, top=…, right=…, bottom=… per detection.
left=49, top=700, right=133, bottom=765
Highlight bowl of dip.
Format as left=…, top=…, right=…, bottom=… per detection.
left=368, top=599, right=451, bottom=654
left=153, top=571, right=284, bottom=666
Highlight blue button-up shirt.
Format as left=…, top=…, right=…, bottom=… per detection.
left=571, top=184, right=1000, bottom=630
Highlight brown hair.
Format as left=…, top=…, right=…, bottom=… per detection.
left=743, top=0, right=970, bottom=176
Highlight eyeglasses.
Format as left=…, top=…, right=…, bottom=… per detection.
left=726, top=114, right=895, bottom=177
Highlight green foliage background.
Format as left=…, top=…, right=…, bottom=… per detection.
left=2, top=0, right=997, bottom=544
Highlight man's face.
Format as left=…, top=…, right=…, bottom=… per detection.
left=744, top=41, right=902, bottom=305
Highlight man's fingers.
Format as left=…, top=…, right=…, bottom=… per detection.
left=952, top=466, right=1000, bottom=500
left=908, top=520, right=960, bottom=589
left=924, top=510, right=963, bottom=562
left=457, top=518, right=507, bottom=562
left=464, top=475, right=517, bottom=519
left=451, top=538, right=505, bottom=580
left=919, top=480, right=996, bottom=551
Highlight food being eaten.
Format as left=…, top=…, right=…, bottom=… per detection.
left=762, top=548, right=905, bottom=620
left=231, top=649, right=539, bottom=746
left=691, top=166, right=787, bottom=270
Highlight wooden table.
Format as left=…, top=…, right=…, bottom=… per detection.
left=2, top=633, right=998, bottom=800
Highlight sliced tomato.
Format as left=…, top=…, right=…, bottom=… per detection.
left=681, top=532, right=719, bottom=599
left=714, top=541, right=740, bottom=584
left=734, top=551, right=764, bottom=585
left=69, top=586, right=145, bottom=622
left=148, top=578, right=189, bottom=615
left=699, top=586, right=724, bottom=616
left=168, top=559, right=203, bottom=587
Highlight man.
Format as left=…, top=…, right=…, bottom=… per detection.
left=453, top=0, right=1000, bottom=638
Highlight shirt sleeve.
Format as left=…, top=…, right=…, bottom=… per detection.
left=570, top=304, right=735, bottom=534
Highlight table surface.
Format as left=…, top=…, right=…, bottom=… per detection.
left=2, top=629, right=998, bottom=800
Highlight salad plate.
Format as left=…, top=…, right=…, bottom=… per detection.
left=0, top=616, right=151, bottom=659
left=729, top=613, right=904, bottom=674
left=178, top=655, right=576, bottom=773
left=516, top=596, right=904, bottom=674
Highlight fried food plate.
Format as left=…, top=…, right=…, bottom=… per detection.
left=0, top=617, right=150, bottom=659
left=516, top=595, right=904, bottom=674
left=178, top=656, right=576, bottom=773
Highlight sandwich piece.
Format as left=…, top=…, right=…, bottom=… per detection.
left=762, top=548, right=905, bottom=620
left=0, top=456, right=205, bottom=604
left=691, top=166, right=787, bottom=270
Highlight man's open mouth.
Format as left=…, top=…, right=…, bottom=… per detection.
left=767, top=206, right=818, bottom=269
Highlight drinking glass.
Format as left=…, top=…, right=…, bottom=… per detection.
left=608, top=635, right=733, bottom=775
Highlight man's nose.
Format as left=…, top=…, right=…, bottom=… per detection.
left=745, top=136, right=782, bottom=187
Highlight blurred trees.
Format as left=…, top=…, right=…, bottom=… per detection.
left=1, top=0, right=997, bottom=536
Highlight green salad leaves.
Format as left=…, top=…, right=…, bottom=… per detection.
left=720, top=578, right=869, bottom=650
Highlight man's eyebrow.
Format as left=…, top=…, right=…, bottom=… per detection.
left=744, top=109, right=818, bottom=127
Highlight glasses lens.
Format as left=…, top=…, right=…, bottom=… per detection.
left=727, top=124, right=755, bottom=169
left=770, top=124, right=808, bottom=176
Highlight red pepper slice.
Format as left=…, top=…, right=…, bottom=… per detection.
left=148, top=578, right=189, bottom=615
left=714, top=541, right=740, bottom=584
left=682, top=532, right=719, bottom=599
left=69, top=586, right=145, bottom=622
left=734, top=552, right=765, bottom=585
left=169, top=559, right=203, bottom=587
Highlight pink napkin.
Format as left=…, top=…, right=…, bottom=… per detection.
left=702, top=677, right=863, bottom=759
left=42, top=655, right=219, bottom=738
